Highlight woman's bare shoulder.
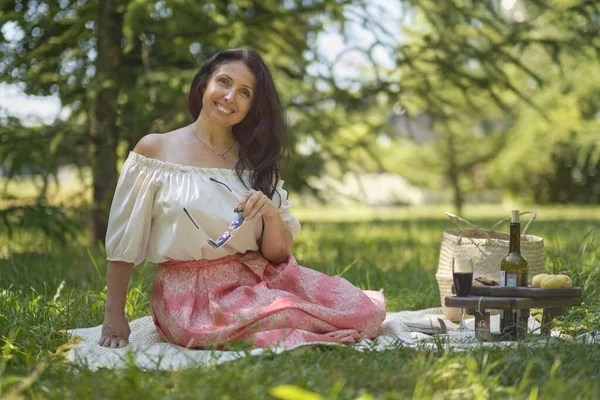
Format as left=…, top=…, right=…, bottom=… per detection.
left=132, top=134, right=164, bottom=158
left=133, top=128, right=188, bottom=159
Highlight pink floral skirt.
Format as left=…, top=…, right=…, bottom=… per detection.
left=150, top=251, right=386, bottom=349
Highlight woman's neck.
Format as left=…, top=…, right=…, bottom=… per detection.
left=193, top=111, right=235, bottom=147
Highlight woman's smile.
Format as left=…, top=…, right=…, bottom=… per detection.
left=214, top=102, right=234, bottom=115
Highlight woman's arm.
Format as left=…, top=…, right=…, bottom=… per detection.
left=101, top=136, right=160, bottom=347
left=260, top=213, right=293, bottom=263
left=100, top=260, right=134, bottom=348
left=237, top=189, right=294, bottom=264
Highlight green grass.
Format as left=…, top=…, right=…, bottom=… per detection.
left=1, top=206, right=600, bottom=399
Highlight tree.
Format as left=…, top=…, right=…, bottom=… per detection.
left=486, top=52, right=600, bottom=204
left=372, top=0, right=600, bottom=213
left=1, top=0, right=599, bottom=243
left=0, top=0, right=370, bottom=243
left=92, top=0, right=122, bottom=243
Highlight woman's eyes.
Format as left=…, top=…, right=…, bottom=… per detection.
left=218, top=78, right=251, bottom=98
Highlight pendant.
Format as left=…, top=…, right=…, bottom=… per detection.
left=219, top=153, right=227, bottom=159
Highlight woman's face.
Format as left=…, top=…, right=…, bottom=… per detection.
left=201, top=60, right=256, bottom=127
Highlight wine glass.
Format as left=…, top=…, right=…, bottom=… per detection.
left=452, top=256, right=474, bottom=332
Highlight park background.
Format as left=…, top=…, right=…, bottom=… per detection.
left=1, top=0, right=599, bottom=399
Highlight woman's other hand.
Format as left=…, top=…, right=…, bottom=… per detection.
left=237, top=190, right=278, bottom=221
left=100, top=313, right=131, bottom=348
left=101, top=261, right=134, bottom=348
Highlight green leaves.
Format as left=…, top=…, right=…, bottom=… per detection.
left=2, top=0, right=600, bottom=244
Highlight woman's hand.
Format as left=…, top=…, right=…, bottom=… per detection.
left=100, top=312, right=131, bottom=348
left=237, top=190, right=278, bottom=221
left=101, top=261, right=133, bottom=348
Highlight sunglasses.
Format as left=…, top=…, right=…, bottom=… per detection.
left=184, top=207, right=246, bottom=249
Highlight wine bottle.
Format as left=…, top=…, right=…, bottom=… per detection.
left=499, top=210, right=529, bottom=339
left=500, top=210, right=529, bottom=287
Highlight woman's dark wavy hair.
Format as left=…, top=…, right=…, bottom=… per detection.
left=188, top=49, right=288, bottom=203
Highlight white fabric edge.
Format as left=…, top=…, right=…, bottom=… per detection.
left=64, top=308, right=600, bottom=371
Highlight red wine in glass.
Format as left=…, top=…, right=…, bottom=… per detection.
left=453, top=272, right=473, bottom=297
left=452, top=256, right=474, bottom=333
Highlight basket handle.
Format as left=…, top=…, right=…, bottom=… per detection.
left=445, top=212, right=491, bottom=244
left=489, top=210, right=537, bottom=238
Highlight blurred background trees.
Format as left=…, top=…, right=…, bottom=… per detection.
left=1, top=0, right=599, bottom=244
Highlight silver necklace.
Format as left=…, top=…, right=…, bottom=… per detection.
left=191, top=126, right=236, bottom=159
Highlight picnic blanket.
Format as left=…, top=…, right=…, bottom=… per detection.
left=65, top=308, right=599, bottom=371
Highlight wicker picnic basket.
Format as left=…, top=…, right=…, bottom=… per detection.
left=436, top=211, right=546, bottom=322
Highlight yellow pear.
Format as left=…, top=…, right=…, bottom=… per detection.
left=556, top=275, right=572, bottom=288
left=532, top=274, right=548, bottom=288
left=540, top=275, right=563, bottom=289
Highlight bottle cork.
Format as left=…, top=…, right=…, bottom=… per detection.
left=511, top=210, right=520, bottom=223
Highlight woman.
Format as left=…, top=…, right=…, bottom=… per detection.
left=100, top=49, right=386, bottom=349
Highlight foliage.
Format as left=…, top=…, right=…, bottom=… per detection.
left=1, top=0, right=378, bottom=241
left=0, top=0, right=377, bottom=172
left=374, top=0, right=600, bottom=212
left=486, top=53, right=600, bottom=203
left=1, top=0, right=600, bottom=242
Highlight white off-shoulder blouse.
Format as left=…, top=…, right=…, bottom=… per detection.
left=105, top=152, right=301, bottom=266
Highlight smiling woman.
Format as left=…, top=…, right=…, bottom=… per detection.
left=196, top=63, right=255, bottom=129
left=98, top=49, right=386, bottom=350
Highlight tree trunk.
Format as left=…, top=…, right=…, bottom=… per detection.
left=450, top=170, right=464, bottom=216
left=91, top=0, right=123, bottom=244
left=446, top=131, right=464, bottom=216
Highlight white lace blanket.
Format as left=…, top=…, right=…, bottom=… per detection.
left=66, top=308, right=599, bottom=371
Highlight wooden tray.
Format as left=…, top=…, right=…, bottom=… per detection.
left=470, top=286, right=581, bottom=299
left=445, top=295, right=582, bottom=310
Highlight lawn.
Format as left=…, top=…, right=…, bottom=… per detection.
left=1, top=205, right=599, bottom=399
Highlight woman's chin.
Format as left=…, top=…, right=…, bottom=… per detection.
left=209, top=114, right=237, bottom=127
